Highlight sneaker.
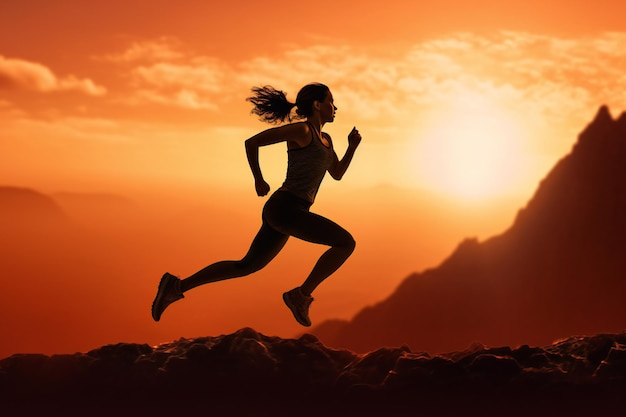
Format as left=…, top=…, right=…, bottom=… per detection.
left=282, top=287, right=314, bottom=327
left=151, top=272, right=184, bottom=321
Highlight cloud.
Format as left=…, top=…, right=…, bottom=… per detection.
left=292, top=32, right=626, bottom=124
left=101, top=38, right=225, bottom=110
left=7, top=116, right=127, bottom=144
left=134, top=88, right=218, bottom=110
left=101, top=32, right=626, bottom=121
left=130, top=60, right=225, bottom=110
left=133, top=61, right=224, bottom=93
left=0, top=55, right=106, bottom=96
left=0, top=99, right=26, bottom=119
left=96, top=37, right=185, bottom=63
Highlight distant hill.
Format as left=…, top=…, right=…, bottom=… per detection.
left=51, top=191, right=136, bottom=228
left=52, top=191, right=133, bottom=212
left=312, top=106, right=626, bottom=353
left=0, top=186, right=68, bottom=231
left=0, top=187, right=139, bottom=233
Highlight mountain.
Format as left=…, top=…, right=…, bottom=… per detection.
left=0, top=186, right=69, bottom=232
left=312, top=106, right=626, bottom=354
left=52, top=191, right=134, bottom=216
left=50, top=191, right=137, bottom=231
left=1, top=328, right=625, bottom=416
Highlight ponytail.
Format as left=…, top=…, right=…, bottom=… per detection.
left=246, top=85, right=297, bottom=124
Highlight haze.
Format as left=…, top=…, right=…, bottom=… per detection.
left=1, top=0, right=626, bottom=357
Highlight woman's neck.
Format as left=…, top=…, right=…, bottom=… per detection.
left=306, top=115, right=324, bottom=134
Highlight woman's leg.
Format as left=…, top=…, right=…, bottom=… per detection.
left=296, top=213, right=356, bottom=295
left=269, top=208, right=355, bottom=296
left=278, top=209, right=355, bottom=326
left=180, top=222, right=289, bottom=293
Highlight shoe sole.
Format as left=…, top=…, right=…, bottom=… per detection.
left=151, top=273, right=174, bottom=322
left=282, top=292, right=311, bottom=327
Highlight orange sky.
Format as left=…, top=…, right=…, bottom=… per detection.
left=1, top=0, right=626, bottom=356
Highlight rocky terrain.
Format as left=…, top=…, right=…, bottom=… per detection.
left=2, top=328, right=626, bottom=416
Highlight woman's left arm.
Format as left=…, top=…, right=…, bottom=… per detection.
left=328, top=127, right=362, bottom=180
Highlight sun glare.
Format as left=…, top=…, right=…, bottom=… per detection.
left=412, top=98, right=527, bottom=201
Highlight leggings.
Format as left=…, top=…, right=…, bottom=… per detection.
left=181, top=190, right=356, bottom=296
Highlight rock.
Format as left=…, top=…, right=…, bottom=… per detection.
left=1, top=329, right=626, bottom=416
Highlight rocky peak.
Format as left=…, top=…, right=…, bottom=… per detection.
left=311, top=106, right=626, bottom=354
left=575, top=105, right=626, bottom=156
left=511, top=106, right=626, bottom=237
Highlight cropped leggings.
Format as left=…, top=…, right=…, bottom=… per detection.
left=181, top=190, right=356, bottom=295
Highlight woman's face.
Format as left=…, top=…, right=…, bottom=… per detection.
left=319, top=91, right=337, bottom=123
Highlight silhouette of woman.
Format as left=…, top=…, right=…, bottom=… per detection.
left=151, top=83, right=361, bottom=326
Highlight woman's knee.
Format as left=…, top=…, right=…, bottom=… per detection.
left=235, top=257, right=267, bottom=276
left=339, top=232, right=356, bottom=253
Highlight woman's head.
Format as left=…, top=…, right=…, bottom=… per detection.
left=295, top=83, right=331, bottom=118
left=247, top=83, right=332, bottom=124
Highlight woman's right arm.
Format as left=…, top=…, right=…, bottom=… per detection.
left=245, top=139, right=270, bottom=196
left=245, top=123, right=308, bottom=196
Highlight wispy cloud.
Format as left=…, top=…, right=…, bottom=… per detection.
left=96, top=36, right=186, bottom=63
left=130, top=60, right=224, bottom=110
left=230, top=31, right=626, bottom=132
left=0, top=55, right=106, bottom=96
left=104, top=39, right=224, bottom=110
left=133, top=88, right=218, bottom=110
left=27, top=31, right=625, bottom=126
left=0, top=99, right=26, bottom=119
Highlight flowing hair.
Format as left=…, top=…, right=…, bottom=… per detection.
left=247, top=83, right=330, bottom=124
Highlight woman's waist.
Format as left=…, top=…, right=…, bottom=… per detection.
left=271, top=188, right=314, bottom=207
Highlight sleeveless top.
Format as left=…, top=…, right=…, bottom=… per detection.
left=278, top=122, right=333, bottom=203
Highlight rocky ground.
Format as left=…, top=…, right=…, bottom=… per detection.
left=2, top=328, right=626, bottom=416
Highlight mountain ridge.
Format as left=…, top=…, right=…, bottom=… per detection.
left=311, top=105, right=626, bottom=353
left=0, top=186, right=68, bottom=225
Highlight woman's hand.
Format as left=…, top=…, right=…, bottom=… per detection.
left=255, top=178, right=270, bottom=196
left=328, top=127, right=361, bottom=180
left=348, top=126, right=362, bottom=148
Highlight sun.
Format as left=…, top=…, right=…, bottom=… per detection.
left=412, top=98, right=528, bottom=201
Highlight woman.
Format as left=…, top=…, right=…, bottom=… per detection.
left=151, top=82, right=361, bottom=327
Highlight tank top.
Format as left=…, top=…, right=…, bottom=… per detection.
left=279, top=122, right=333, bottom=203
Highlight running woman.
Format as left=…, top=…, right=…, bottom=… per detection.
left=151, top=82, right=361, bottom=326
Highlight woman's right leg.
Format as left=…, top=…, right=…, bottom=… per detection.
left=180, top=222, right=289, bottom=293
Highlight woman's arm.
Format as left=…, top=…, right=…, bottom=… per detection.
left=245, top=123, right=309, bottom=196
left=328, top=127, right=361, bottom=180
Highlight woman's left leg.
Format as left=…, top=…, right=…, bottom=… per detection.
left=181, top=221, right=289, bottom=292
left=270, top=209, right=356, bottom=295
left=152, top=221, right=288, bottom=322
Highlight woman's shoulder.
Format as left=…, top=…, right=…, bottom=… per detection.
left=285, top=121, right=312, bottom=149
left=269, top=121, right=309, bottom=138
left=278, top=121, right=309, bottom=134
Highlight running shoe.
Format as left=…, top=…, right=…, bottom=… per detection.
left=283, top=287, right=314, bottom=327
left=151, top=272, right=184, bottom=321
